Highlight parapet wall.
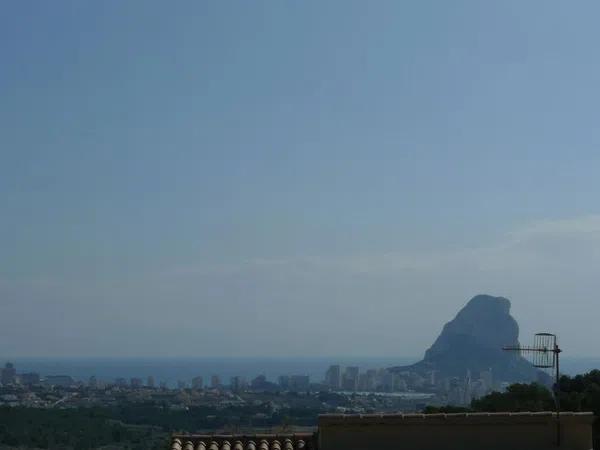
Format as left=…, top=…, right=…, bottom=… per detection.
left=318, top=412, right=594, bottom=450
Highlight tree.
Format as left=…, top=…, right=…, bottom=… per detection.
left=471, top=383, right=555, bottom=412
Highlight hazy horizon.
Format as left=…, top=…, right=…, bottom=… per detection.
left=1, top=355, right=599, bottom=387
left=3, top=1, right=600, bottom=358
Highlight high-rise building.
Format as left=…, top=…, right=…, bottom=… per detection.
left=447, top=377, right=465, bottom=405
left=289, top=375, right=310, bottom=391
left=1, top=362, right=17, bottom=385
left=342, top=367, right=359, bottom=391
left=278, top=375, right=290, bottom=389
left=131, top=377, right=143, bottom=388
left=177, top=380, right=187, bottom=389
left=365, top=369, right=377, bottom=391
left=408, top=372, right=425, bottom=389
left=230, top=376, right=247, bottom=392
left=93, top=378, right=106, bottom=389
left=211, top=375, right=221, bottom=388
left=88, top=376, right=98, bottom=388
left=147, top=376, right=155, bottom=388
left=251, top=374, right=268, bottom=390
left=325, top=365, right=342, bottom=390
left=426, top=370, right=437, bottom=386
left=358, top=373, right=368, bottom=391
left=192, top=376, right=203, bottom=389
left=480, top=368, right=493, bottom=391
left=471, top=379, right=488, bottom=400
left=395, top=377, right=408, bottom=392
left=20, top=372, right=40, bottom=386
left=381, top=370, right=394, bottom=392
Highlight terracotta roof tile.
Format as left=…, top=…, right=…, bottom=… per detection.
left=172, top=433, right=315, bottom=450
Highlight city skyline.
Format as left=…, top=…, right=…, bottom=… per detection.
left=0, top=359, right=495, bottom=403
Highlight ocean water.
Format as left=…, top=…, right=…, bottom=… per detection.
left=2, top=356, right=597, bottom=387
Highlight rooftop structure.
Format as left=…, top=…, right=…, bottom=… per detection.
left=171, top=433, right=315, bottom=450
left=171, top=412, right=594, bottom=450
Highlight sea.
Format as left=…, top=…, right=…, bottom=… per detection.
left=2, top=356, right=598, bottom=388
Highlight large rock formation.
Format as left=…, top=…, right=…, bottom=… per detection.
left=391, top=295, right=548, bottom=383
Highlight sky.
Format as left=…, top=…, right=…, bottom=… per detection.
left=2, top=1, right=600, bottom=358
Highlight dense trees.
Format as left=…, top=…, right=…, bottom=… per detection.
left=559, top=370, right=600, bottom=416
left=0, top=406, right=167, bottom=450
left=424, top=370, right=600, bottom=449
left=0, top=402, right=318, bottom=449
left=471, top=382, right=555, bottom=412
left=423, top=370, right=600, bottom=415
left=463, top=370, right=600, bottom=416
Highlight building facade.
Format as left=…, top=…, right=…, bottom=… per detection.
left=1, top=362, right=17, bottom=385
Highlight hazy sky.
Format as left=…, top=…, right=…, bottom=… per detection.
left=2, top=1, right=600, bottom=358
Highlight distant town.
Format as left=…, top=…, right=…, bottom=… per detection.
left=1, top=360, right=506, bottom=412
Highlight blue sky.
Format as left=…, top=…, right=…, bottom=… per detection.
left=2, top=1, right=600, bottom=357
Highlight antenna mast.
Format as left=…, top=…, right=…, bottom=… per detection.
left=503, top=333, right=562, bottom=447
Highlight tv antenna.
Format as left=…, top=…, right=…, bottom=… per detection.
left=503, top=333, right=562, bottom=446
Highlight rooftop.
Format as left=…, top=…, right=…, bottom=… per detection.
left=171, top=433, right=316, bottom=450
left=171, top=412, right=595, bottom=450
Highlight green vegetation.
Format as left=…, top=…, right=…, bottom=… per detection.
left=471, top=382, right=555, bottom=412
left=559, top=370, right=600, bottom=416
left=110, top=402, right=319, bottom=431
left=424, top=370, right=600, bottom=449
left=0, top=406, right=168, bottom=450
left=421, top=405, right=470, bottom=414
left=0, top=402, right=320, bottom=449
left=423, top=370, right=600, bottom=415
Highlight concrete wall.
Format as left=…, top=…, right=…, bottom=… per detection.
left=318, top=412, right=594, bottom=450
